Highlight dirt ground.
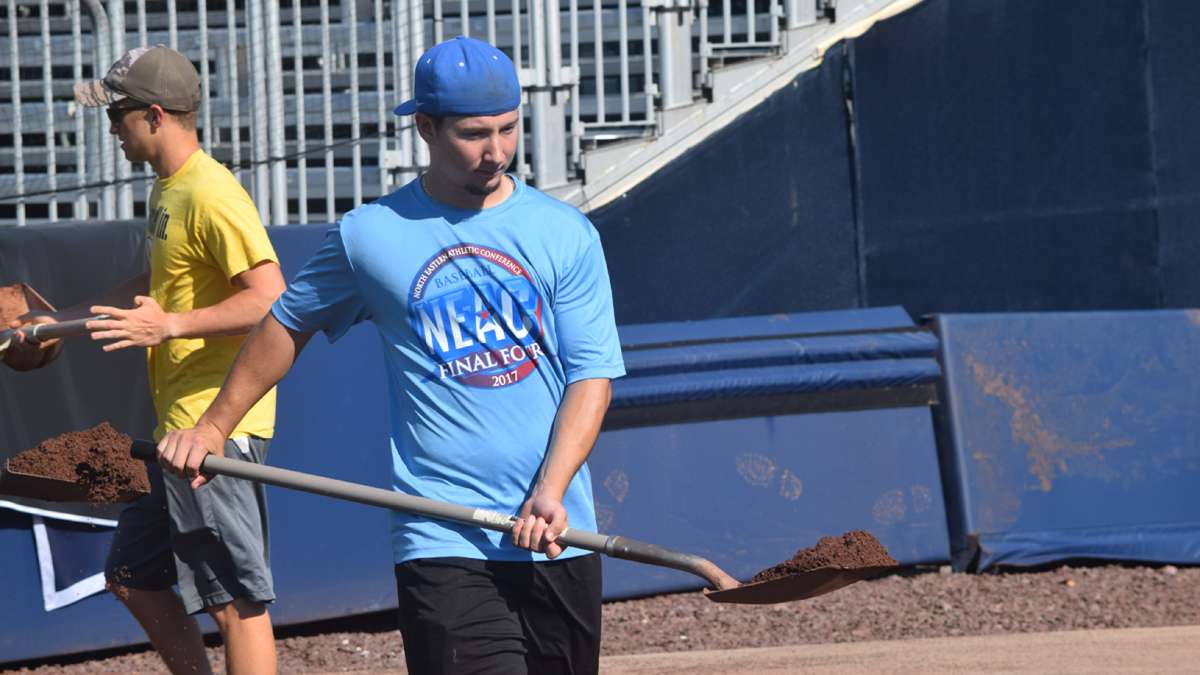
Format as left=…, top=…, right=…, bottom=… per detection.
left=595, top=625, right=1200, bottom=674
left=3, top=563, right=1197, bottom=673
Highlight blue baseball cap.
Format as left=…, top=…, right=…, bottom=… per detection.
left=394, top=36, right=521, bottom=117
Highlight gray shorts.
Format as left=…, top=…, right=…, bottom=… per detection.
left=105, top=436, right=275, bottom=615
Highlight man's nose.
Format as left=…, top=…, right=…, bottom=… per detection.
left=484, top=134, right=504, bottom=162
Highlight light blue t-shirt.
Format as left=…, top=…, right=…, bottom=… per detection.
left=272, top=177, right=625, bottom=563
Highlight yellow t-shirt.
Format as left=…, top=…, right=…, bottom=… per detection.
left=146, top=150, right=277, bottom=441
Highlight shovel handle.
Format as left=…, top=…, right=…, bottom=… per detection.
left=0, top=315, right=107, bottom=344
left=130, top=440, right=739, bottom=590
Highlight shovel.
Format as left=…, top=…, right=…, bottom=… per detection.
left=0, top=315, right=108, bottom=355
left=131, top=441, right=891, bottom=604
left=0, top=457, right=149, bottom=503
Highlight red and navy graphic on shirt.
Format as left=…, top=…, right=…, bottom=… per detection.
left=408, top=244, right=545, bottom=388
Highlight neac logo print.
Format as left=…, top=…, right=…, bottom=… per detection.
left=408, top=244, right=544, bottom=388
left=147, top=207, right=169, bottom=240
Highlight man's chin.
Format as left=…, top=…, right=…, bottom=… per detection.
left=464, top=180, right=502, bottom=197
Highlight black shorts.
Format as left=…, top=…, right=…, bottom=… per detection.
left=394, top=554, right=602, bottom=675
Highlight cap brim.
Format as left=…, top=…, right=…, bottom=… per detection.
left=74, top=80, right=126, bottom=107
left=393, top=99, right=418, bottom=116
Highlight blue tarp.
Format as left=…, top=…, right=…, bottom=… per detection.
left=933, top=311, right=1200, bottom=570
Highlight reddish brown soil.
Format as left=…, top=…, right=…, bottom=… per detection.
left=7, top=423, right=149, bottom=502
left=3, top=564, right=1197, bottom=673
left=1, top=283, right=63, bottom=371
left=750, top=530, right=899, bottom=583
left=0, top=284, right=30, bottom=325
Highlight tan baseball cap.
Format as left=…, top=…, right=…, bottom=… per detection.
left=74, top=46, right=201, bottom=111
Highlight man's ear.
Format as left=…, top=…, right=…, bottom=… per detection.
left=414, top=113, right=436, bottom=145
left=147, top=104, right=166, bottom=131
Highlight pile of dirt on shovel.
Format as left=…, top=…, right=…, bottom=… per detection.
left=750, top=530, right=898, bottom=583
left=7, top=423, right=149, bottom=503
left=0, top=283, right=29, bottom=324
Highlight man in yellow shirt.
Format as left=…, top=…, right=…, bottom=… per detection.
left=8, top=46, right=283, bottom=674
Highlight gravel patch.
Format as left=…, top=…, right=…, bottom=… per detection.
left=4, top=564, right=1197, bottom=673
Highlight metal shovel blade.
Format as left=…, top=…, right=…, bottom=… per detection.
left=704, top=565, right=895, bottom=604
left=0, top=458, right=149, bottom=503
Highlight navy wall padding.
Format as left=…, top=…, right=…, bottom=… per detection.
left=590, top=47, right=859, bottom=324
left=1147, top=1, right=1200, bottom=307
left=588, top=0, right=1200, bottom=322
left=933, top=311, right=1200, bottom=571
left=612, top=360, right=941, bottom=409
left=0, top=511, right=148, bottom=662
left=617, top=306, right=920, bottom=347
left=45, top=520, right=112, bottom=590
left=850, top=0, right=1162, bottom=315
left=591, top=407, right=951, bottom=599
left=622, top=332, right=940, bottom=376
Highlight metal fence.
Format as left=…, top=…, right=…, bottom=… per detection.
left=1, top=0, right=822, bottom=226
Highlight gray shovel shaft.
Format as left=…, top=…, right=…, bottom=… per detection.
left=0, top=315, right=106, bottom=345
left=130, top=441, right=720, bottom=583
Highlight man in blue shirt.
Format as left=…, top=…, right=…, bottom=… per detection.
left=157, top=36, right=625, bottom=674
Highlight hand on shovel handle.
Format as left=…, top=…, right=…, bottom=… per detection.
left=1, top=315, right=105, bottom=371
left=1, top=315, right=110, bottom=351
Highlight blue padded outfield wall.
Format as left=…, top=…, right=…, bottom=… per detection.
left=933, top=312, right=1200, bottom=571
left=599, top=309, right=948, bottom=595
left=0, top=224, right=949, bottom=663
left=591, top=0, right=1200, bottom=322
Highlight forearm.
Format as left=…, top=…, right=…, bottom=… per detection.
left=199, top=313, right=310, bottom=437
left=166, top=286, right=279, bottom=339
left=536, top=378, right=612, bottom=500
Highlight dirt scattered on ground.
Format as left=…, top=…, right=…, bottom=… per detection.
left=6, top=423, right=149, bottom=502
left=3, top=564, right=1197, bottom=673
left=750, top=530, right=898, bottom=583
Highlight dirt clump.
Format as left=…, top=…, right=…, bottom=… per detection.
left=1, top=283, right=63, bottom=371
left=7, top=423, right=149, bottom=502
left=750, top=530, right=898, bottom=583
left=0, top=284, right=29, bottom=323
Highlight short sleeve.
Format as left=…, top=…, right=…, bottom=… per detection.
left=198, top=196, right=278, bottom=282
left=271, top=224, right=371, bottom=342
left=554, top=232, right=626, bottom=383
